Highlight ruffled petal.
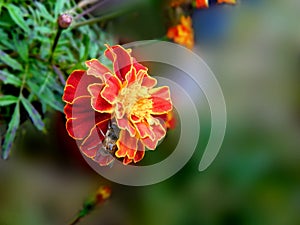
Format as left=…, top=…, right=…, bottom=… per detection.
left=85, top=59, right=111, bottom=80
left=94, top=148, right=115, bottom=166
left=134, top=141, right=145, bottom=163
left=150, top=96, right=173, bottom=114
left=154, top=111, right=176, bottom=129
left=141, top=123, right=166, bottom=150
left=134, top=121, right=155, bottom=140
left=64, top=96, right=111, bottom=140
left=149, top=86, right=171, bottom=100
left=123, top=156, right=132, bottom=165
left=63, top=70, right=100, bottom=104
left=101, top=73, right=122, bottom=104
left=115, top=130, right=138, bottom=159
left=116, top=117, right=136, bottom=137
left=133, top=58, right=148, bottom=73
left=80, top=116, right=111, bottom=157
left=88, top=83, right=113, bottom=113
left=105, top=45, right=133, bottom=82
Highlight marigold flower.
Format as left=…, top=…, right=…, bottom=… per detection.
left=63, top=45, right=173, bottom=166
left=167, top=16, right=194, bottom=49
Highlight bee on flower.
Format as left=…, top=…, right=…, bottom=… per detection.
left=63, top=45, right=174, bottom=166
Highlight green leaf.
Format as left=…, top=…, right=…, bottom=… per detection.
left=0, top=95, right=18, bottom=106
left=20, top=96, right=45, bottom=131
left=27, top=81, right=64, bottom=112
left=54, top=0, right=66, bottom=17
left=13, top=35, right=29, bottom=62
left=35, top=2, right=55, bottom=22
left=0, top=50, right=23, bottom=71
left=2, top=102, right=20, bottom=160
left=6, top=4, right=30, bottom=33
left=0, top=70, right=22, bottom=86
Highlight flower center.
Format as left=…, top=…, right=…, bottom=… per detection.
left=130, top=98, right=154, bottom=124
left=117, top=82, right=149, bottom=116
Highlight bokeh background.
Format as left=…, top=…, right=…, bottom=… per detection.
left=1, top=0, right=300, bottom=225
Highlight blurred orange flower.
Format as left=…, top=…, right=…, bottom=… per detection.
left=167, top=16, right=194, bottom=49
left=63, top=45, right=173, bottom=165
left=217, top=0, right=236, bottom=4
left=195, top=0, right=209, bottom=8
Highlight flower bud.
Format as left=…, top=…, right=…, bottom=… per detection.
left=57, top=13, right=72, bottom=29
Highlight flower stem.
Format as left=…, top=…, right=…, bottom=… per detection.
left=67, top=186, right=111, bottom=225
left=75, top=0, right=109, bottom=20
left=71, top=10, right=122, bottom=29
left=49, top=28, right=62, bottom=63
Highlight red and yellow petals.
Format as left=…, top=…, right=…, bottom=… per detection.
left=195, top=0, right=209, bottom=8
left=64, top=96, right=96, bottom=140
left=116, top=117, right=136, bottom=137
left=217, top=0, right=236, bottom=5
left=165, top=111, right=176, bottom=129
left=123, top=156, right=132, bottom=165
left=116, top=130, right=138, bottom=159
left=140, top=72, right=157, bottom=88
left=133, top=58, right=148, bottom=73
left=115, top=102, right=125, bottom=119
left=133, top=141, right=145, bottom=163
left=149, top=86, right=171, bottom=100
left=63, top=70, right=85, bottom=103
left=80, top=116, right=111, bottom=158
left=150, top=96, right=173, bottom=114
left=85, top=59, right=111, bottom=80
left=124, top=67, right=137, bottom=87
left=105, top=45, right=133, bottom=82
left=100, top=73, right=122, bottom=103
left=135, top=121, right=156, bottom=140
left=88, top=83, right=113, bottom=113
left=63, top=70, right=100, bottom=104
left=141, top=123, right=166, bottom=150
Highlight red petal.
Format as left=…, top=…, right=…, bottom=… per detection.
left=88, top=83, right=113, bottom=113
left=124, top=67, right=137, bottom=86
left=101, top=73, right=122, bottom=103
left=115, top=130, right=138, bottom=159
left=149, top=86, right=171, bottom=100
left=63, top=70, right=100, bottom=104
left=116, top=117, right=136, bottom=137
left=94, top=149, right=115, bottom=166
left=85, top=59, right=111, bottom=80
left=105, top=45, right=133, bottom=82
left=133, top=58, right=148, bottom=73
left=64, top=96, right=111, bottom=140
left=141, top=123, right=166, bottom=150
left=133, top=141, right=145, bottom=163
left=80, top=117, right=110, bottom=157
left=141, top=74, right=157, bottom=88
left=150, top=96, right=173, bottom=114
left=135, top=121, right=155, bottom=140
left=123, top=156, right=132, bottom=165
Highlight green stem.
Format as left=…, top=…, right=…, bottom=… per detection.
left=71, top=10, right=122, bottom=29
left=49, top=28, right=63, bottom=63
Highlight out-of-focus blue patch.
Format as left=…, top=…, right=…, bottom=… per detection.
left=192, top=4, right=234, bottom=45
left=193, top=0, right=264, bottom=45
